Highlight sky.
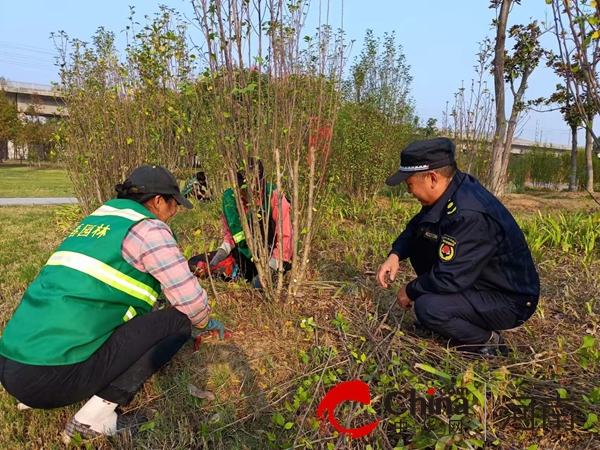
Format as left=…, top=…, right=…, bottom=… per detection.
left=0, top=0, right=586, bottom=145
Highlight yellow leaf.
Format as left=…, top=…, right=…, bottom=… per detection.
left=592, top=0, right=597, bottom=7
left=260, top=368, right=266, bottom=375
left=593, top=30, right=600, bottom=39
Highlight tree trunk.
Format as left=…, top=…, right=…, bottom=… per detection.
left=500, top=107, right=520, bottom=188
left=488, top=0, right=512, bottom=197
left=569, top=124, right=578, bottom=191
left=586, top=121, right=594, bottom=192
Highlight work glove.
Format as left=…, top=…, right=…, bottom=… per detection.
left=197, top=318, right=226, bottom=340
left=209, top=248, right=229, bottom=268
left=269, top=258, right=279, bottom=272
left=269, top=258, right=292, bottom=273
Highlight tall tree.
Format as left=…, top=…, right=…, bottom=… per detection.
left=550, top=0, right=600, bottom=192
left=543, top=56, right=586, bottom=191
left=0, top=88, right=22, bottom=163
left=489, top=0, right=512, bottom=197
left=488, top=1, right=547, bottom=197
left=446, top=39, right=495, bottom=179
left=332, top=29, right=415, bottom=199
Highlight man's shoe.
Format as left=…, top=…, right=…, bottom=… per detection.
left=62, top=412, right=148, bottom=443
left=457, top=332, right=509, bottom=357
left=412, top=321, right=436, bottom=339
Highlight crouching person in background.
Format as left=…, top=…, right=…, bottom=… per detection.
left=189, top=158, right=293, bottom=289
left=0, top=164, right=225, bottom=442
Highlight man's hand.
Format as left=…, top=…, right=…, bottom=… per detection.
left=196, top=318, right=226, bottom=340
left=377, top=253, right=400, bottom=288
left=396, top=285, right=413, bottom=311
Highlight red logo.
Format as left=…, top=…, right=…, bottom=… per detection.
left=316, top=380, right=381, bottom=439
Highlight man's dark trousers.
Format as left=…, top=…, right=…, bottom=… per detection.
left=414, top=289, right=537, bottom=345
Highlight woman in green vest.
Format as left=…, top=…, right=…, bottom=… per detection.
left=0, top=164, right=225, bottom=443
left=189, top=158, right=293, bottom=289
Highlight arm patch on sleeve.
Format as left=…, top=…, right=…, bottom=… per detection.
left=439, top=235, right=458, bottom=262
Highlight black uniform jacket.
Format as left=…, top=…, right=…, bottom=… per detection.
left=390, top=171, right=540, bottom=304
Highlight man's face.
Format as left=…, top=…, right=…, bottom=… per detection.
left=406, top=172, right=435, bottom=206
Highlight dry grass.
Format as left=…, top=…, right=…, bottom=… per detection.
left=0, top=193, right=599, bottom=450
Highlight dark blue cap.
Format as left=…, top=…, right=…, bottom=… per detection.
left=385, top=137, right=456, bottom=186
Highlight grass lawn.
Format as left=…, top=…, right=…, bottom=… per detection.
left=0, top=193, right=599, bottom=450
left=0, top=162, right=74, bottom=198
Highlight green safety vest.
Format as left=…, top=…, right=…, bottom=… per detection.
left=0, top=199, right=164, bottom=366
left=222, top=184, right=274, bottom=260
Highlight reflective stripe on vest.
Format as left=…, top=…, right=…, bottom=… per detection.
left=46, top=251, right=158, bottom=306
left=123, top=306, right=137, bottom=322
left=233, top=231, right=245, bottom=243
left=90, top=205, right=148, bottom=222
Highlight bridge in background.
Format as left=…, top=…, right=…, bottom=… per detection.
left=1, top=80, right=67, bottom=117
left=0, top=81, right=68, bottom=160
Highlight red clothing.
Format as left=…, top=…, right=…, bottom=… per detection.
left=221, top=189, right=293, bottom=261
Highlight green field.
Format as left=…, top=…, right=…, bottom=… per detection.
left=0, top=163, right=74, bottom=198
left=0, top=191, right=599, bottom=449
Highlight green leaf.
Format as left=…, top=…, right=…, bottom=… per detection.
left=527, top=445, right=539, bottom=450
left=139, top=421, right=156, bottom=432
left=415, top=363, right=452, bottom=380
left=583, top=413, right=598, bottom=430
left=70, top=432, right=83, bottom=446
left=466, top=383, right=485, bottom=407
left=435, top=435, right=452, bottom=450
left=545, top=0, right=551, bottom=3
left=267, top=432, right=276, bottom=441
left=590, top=387, right=600, bottom=404
left=284, top=422, right=294, bottom=429
left=272, top=412, right=285, bottom=426
left=557, top=388, right=568, bottom=399
left=126, top=138, right=133, bottom=145
left=581, top=335, right=595, bottom=349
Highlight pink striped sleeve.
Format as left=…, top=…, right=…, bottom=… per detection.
left=122, top=220, right=211, bottom=327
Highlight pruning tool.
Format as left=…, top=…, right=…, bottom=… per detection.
left=193, top=331, right=232, bottom=352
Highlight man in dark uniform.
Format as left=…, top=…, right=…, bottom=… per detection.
left=377, top=137, right=540, bottom=356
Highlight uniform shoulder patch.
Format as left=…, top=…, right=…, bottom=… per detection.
left=439, top=235, right=458, bottom=262
left=447, top=198, right=457, bottom=215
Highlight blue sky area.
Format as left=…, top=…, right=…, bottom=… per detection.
left=0, top=0, right=584, bottom=145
